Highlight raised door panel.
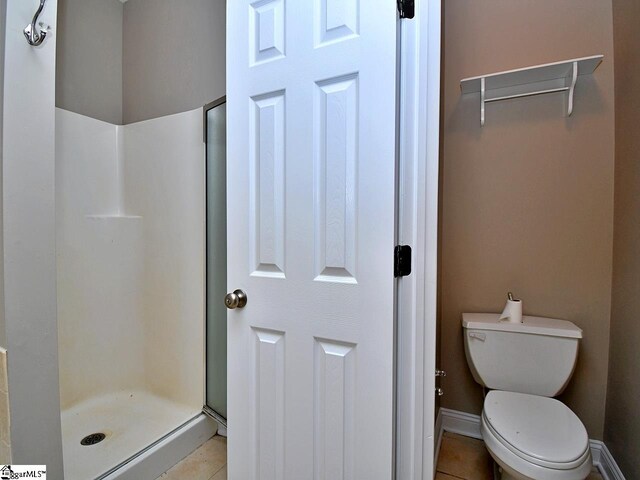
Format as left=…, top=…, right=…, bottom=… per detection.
left=314, top=75, right=359, bottom=283
left=249, top=92, right=286, bottom=278
left=250, top=0, right=286, bottom=65
left=253, top=328, right=285, bottom=480
left=315, top=0, right=360, bottom=46
left=314, top=338, right=356, bottom=480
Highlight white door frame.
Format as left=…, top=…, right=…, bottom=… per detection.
left=396, top=1, right=441, bottom=479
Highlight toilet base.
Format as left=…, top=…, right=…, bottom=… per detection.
left=499, top=470, right=527, bottom=480
left=490, top=455, right=534, bottom=480
left=498, top=469, right=520, bottom=480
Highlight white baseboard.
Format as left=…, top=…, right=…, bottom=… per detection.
left=435, top=408, right=625, bottom=480
left=434, top=407, right=482, bottom=473
left=589, top=440, right=626, bottom=480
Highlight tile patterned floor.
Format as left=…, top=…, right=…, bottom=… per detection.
left=156, top=435, right=226, bottom=480
left=436, top=431, right=604, bottom=480
left=159, top=430, right=604, bottom=480
left=436, top=432, right=493, bottom=480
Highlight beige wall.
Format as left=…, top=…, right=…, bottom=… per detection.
left=56, top=0, right=124, bottom=124
left=440, top=0, right=615, bottom=439
left=604, top=0, right=640, bottom=475
left=122, top=0, right=226, bottom=124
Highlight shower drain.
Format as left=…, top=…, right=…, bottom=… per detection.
left=80, top=432, right=106, bottom=446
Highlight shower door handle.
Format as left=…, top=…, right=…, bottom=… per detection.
left=225, top=289, right=247, bottom=309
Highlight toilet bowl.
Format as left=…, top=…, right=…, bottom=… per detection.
left=462, top=313, right=593, bottom=480
left=481, top=391, right=592, bottom=480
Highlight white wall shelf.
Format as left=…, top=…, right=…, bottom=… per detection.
left=460, top=55, right=603, bottom=126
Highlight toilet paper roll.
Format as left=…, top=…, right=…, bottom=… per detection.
left=499, top=298, right=523, bottom=323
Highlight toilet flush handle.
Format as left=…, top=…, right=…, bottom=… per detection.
left=468, top=331, right=486, bottom=341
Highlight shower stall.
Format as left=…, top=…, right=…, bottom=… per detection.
left=55, top=107, right=218, bottom=479
left=51, top=1, right=228, bottom=477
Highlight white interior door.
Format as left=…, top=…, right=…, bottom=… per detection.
left=227, top=1, right=398, bottom=478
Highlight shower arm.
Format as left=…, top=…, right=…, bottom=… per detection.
left=24, top=0, right=48, bottom=46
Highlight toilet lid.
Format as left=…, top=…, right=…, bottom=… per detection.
left=483, top=391, right=589, bottom=466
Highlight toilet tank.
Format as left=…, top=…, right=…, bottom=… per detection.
left=462, top=313, right=582, bottom=397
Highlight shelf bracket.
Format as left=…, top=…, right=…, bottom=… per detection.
left=480, top=77, right=486, bottom=127
left=567, top=61, right=578, bottom=116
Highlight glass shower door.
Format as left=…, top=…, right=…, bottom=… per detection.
left=205, top=98, right=227, bottom=424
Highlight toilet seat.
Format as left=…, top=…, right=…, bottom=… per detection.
left=481, top=391, right=592, bottom=480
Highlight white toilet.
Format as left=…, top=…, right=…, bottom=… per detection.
left=462, top=313, right=593, bottom=480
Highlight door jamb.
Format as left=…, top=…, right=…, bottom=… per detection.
left=396, top=0, right=441, bottom=478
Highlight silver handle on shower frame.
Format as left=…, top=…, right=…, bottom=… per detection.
left=24, top=0, right=48, bottom=46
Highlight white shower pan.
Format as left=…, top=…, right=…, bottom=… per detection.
left=61, top=392, right=207, bottom=479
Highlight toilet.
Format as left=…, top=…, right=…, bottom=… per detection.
left=462, top=313, right=593, bottom=480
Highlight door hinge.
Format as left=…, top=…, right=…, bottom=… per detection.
left=394, top=245, right=412, bottom=277
left=397, top=0, right=415, bottom=19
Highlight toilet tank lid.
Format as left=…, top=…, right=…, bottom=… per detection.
left=462, top=313, right=582, bottom=339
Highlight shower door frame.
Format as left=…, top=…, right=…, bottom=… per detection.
left=202, top=95, right=229, bottom=430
